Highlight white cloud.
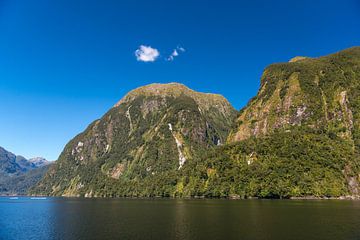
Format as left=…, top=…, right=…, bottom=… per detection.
left=177, top=46, right=185, bottom=52
left=135, top=45, right=160, bottom=62
left=172, top=49, right=179, bottom=57
left=167, top=46, right=185, bottom=61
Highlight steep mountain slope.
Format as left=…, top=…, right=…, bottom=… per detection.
left=229, top=47, right=360, bottom=144
left=33, top=47, right=360, bottom=199
left=180, top=127, right=360, bottom=198
left=0, top=147, right=50, bottom=195
left=188, top=46, right=360, bottom=198
left=32, top=83, right=237, bottom=197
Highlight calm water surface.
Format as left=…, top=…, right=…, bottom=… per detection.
left=0, top=197, right=360, bottom=240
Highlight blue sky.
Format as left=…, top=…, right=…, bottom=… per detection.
left=0, top=0, right=359, bottom=160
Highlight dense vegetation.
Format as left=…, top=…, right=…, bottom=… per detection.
left=181, top=127, right=360, bottom=198
left=30, top=47, right=360, bottom=198
left=32, top=127, right=359, bottom=199
left=229, top=47, right=360, bottom=144
left=0, top=165, right=51, bottom=195
left=31, top=83, right=237, bottom=197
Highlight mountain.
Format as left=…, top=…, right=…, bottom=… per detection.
left=180, top=46, right=360, bottom=198
left=0, top=165, right=51, bottom=195
left=228, top=47, right=360, bottom=143
left=33, top=47, right=360, bottom=199
left=0, top=147, right=50, bottom=195
left=0, top=146, right=31, bottom=175
left=28, top=157, right=50, bottom=168
left=31, top=83, right=237, bottom=197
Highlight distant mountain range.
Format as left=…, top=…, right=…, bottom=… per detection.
left=0, top=147, right=51, bottom=195
left=25, top=46, right=360, bottom=198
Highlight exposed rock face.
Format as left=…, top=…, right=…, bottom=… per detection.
left=32, top=83, right=237, bottom=197
left=225, top=47, right=360, bottom=197
left=229, top=47, right=360, bottom=143
left=31, top=47, right=360, bottom=199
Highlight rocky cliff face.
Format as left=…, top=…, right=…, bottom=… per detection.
left=32, top=47, right=360, bottom=199
left=216, top=47, right=360, bottom=198
left=229, top=47, right=360, bottom=144
left=32, top=83, right=237, bottom=197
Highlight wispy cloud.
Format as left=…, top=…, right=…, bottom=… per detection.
left=167, top=49, right=178, bottom=61
left=177, top=46, right=185, bottom=52
left=135, top=45, right=160, bottom=62
left=167, top=46, right=185, bottom=61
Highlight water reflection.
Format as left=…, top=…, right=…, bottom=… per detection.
left=1, top=197, right=360, bottom=240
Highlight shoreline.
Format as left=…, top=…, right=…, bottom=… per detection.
left=2, top=194, right=360, bottom=200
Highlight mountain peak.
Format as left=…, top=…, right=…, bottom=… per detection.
left=123, top=82, right=190, bottom=98
left=229, top=46, right=360, bottom=142
left=28, top=157, right=50, bottom=167
left=114, top=82, right=229, bottom=108
left=0, top=146, right=49, bottom=178
left=32, top=82, right=237, bottom=197
left=289, top=56, right=309, bottom=62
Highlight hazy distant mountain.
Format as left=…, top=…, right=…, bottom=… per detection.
left=0, top=146, right=50, bottom=195
left=0, top=165, right=51, bottom=195
left=0, top=146, right=27, bottom=175
left=28, top=157, right=50, bottom=168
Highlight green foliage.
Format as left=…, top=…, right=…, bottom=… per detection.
left=182, top=127, right=358, bottom=198
left=231, top=46, right=360, bottom=144
left=30, top=84, right=238, bottom=197
left=30, top=48, right=360, bottom=199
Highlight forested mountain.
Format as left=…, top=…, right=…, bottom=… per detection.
left=196, top=47, right=360, bottom=198
left=0, top=147, right=50, bottom=195
left=31, top=83, right=237, bottom=197
left=32, top=47, right=360, bottom=198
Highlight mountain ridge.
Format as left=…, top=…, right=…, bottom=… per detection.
left=115, top=82, right=228, bottom=106
left=0, top=146, right=50, bottom=195
left=31, top=46, right=360, bottom=198
left=31, top=83, right=237, bottom=197
left=228, top=46, right=360, bottom=143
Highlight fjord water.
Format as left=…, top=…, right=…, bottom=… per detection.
left=1, top=197, right=360, bottom=240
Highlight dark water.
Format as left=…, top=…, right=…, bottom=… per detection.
left=1, top=197, right=360, bottom=240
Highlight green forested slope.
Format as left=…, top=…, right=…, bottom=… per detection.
left=229, top=47, right=360, bottom=145
left=180, top=127, right=360, bottom=198
left=31, top=83, right=237, bottom=197
left=32, top=47, right=360, bottom=198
